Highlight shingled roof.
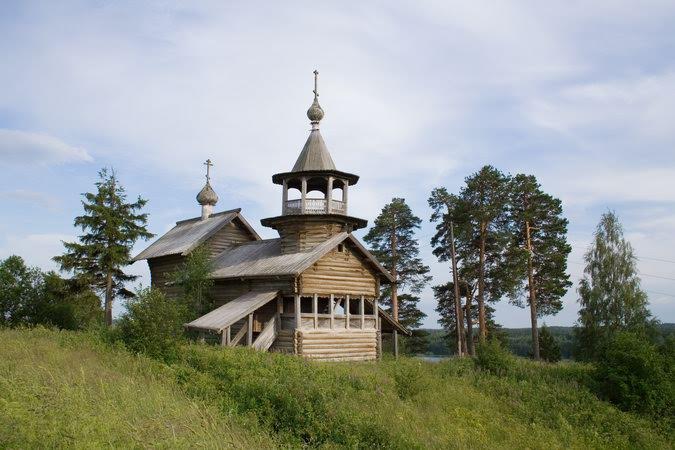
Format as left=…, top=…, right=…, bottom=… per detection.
left=132, top=209, right=260, bottom=261
left=210, top=232, right=394, bottom=282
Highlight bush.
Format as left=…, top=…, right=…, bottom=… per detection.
left=392, top=359, right=426, bottom=399
left=594, top=332, right=673, bottom=417
left=475, top=338, right=512, bottom=376
left=539, top=325, right=561, bottom=362
left=117, top=288, right=187, bottom=363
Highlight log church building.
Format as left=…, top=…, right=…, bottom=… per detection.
left=133, top=72, right=408, bottom=361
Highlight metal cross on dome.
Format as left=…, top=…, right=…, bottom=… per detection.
left=204, top=159, right=213, bottom=182
left=313, top=69, right=319, bottom=99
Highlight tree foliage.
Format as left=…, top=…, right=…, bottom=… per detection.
left=538, top=325, right=561, bottom=362
left=171, top=245, right=215, bottom=318
left=117, top=287, right=187, bottom=363
left=594, top=332, right=673, bottom=417
left=0, top=255, right=101, bottom=329
left=54, top=168, right=153, bottom=326
left=574, top=211, right=654, bottom=360
left=364, top=198, right=430, bottom=322
left=509, top=174, right=571, bottom=359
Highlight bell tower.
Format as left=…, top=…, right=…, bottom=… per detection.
left=261, top=71, right=367, bottom=253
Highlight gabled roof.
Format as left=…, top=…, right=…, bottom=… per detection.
left=132, top=209, right=260, bottom=261
left=210, top=232, right=394, bottom=282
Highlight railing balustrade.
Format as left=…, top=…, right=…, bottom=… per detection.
left=284, top=198, right=347, bottom=215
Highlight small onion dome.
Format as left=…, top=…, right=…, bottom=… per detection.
left=196, top=181, right=218, bottom=206
left=307, top=97, right=324, bottom=123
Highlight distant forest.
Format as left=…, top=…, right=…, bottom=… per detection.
left=424, top=323, right=675, bottom=359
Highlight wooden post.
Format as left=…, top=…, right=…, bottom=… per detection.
left=247, top=314, right=253, bottom=346
left=300, top=177, right=307, bottom=214
left=282, top=179, right=288, bottom=214
left=345, top=295, right=350, bottom=329
left=276, top=295, right=283, bottom=332
left=313, top=293, right=318, bottom=329
left=359, top=295, right=365, bottom=329
left=221, top=327, right=231, bottom=346
left=329, top=293, right=335, bottom=329
left=343, top=181, right=349, bottom=214
left=326, top=176, right=333, bottom=213
left=294, top=294, right=301, bottom=329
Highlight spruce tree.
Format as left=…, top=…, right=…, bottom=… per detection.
left=54, top=168, right=153, bottom=326
left=508, top=174, right=572, bottom=360
left=364, top=198, right=431, bottom=355
left=574, top=211, right=654, bottom=360
left=538, top=325, right=561, bottom=362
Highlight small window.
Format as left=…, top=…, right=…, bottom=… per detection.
left=337, top=244, right=345, bottom=253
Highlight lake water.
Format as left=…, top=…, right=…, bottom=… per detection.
left=417, top=355, right=450, bottom=363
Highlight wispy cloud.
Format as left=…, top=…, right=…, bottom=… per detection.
left=0, top=189, right=62, bottom=212
left=0, top=129, right=92, bottom=166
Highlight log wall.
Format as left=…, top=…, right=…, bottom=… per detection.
left=278, top=221, right=345, bottom=254
left=211, top=278, right=294, bottom=306
left=148, top=254, right=185, bottom=299
left=299, top=245, right=378, bottom=297
left=271, top=329, right=294, bottom=353
left=204, top=220, right=255, bottom=258
left=297, top=330, right=378, bottom=361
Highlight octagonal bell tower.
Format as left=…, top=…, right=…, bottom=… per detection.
left=261, top=71, right=367, bottom=253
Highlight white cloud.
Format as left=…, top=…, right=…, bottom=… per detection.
left=0, top=129, right=92, bottom=166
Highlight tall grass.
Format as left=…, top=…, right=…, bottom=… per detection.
left=0, top=327, right=273, bottom=449
left=1, top=327, right=672, bottom=449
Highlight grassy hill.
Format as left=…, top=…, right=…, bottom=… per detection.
left=1, top=327, right=672, bottom=449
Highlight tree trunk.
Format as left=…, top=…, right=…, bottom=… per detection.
left=477, top=222, right=487, bottom=341
left=450, top=221, right=463, bottom=356
left=104, top=270, right=113, bottom=327
left=390, top=224, right=399, bottom=358
left=526, top=221, right=540, bottom=360
left=465, top=286, right=475, bottom=356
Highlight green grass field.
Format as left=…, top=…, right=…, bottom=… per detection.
left=0, top=327, right=671, bottom=449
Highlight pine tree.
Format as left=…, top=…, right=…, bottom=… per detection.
left=364, top=198, right=431, bottom=355
left=429, top=168, right=513, bottom=343
left=538, top=325, right=561, bottom=362
left=509, top=174, right=572, bottom=360
left=54, top=168, right=153, bottom=326
left=574, top=211, right=654, bottom=360
left=434, top=281, right=502, bottom=355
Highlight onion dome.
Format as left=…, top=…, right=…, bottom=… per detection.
left=196, top=159, right=218, bottom=206
left=196, top=181, right=218, bottom=206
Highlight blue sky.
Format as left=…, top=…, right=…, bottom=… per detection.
left=1, top=1, right=674, bottom=328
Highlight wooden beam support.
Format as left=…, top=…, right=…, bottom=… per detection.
left=300, top=177, right=307, bottom=214
left=230, top=322, right=247, bottom=347
left=313, top=293, right=318, bottom=329
left=247, top=313, right=253, bottom=346
left=329, top=294, right=335, bottom=329
left=345, top=295, right=350, bottom=329
left=360, top=295, right=365, bottom=329
left=295, top=294, right=301, bottom=329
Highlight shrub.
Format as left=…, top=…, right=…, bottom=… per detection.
left=392, top=359, right=426, bottom=399
left=475, top=338, right=512, bottom=376
left=117, top=288, right=187, bottom=363
left=539, top=325, right=561, bottom=362
left=594, top=332, right=673, bottom=416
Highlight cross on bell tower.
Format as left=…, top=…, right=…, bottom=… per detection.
left=196, top=159, right=218, bottom=220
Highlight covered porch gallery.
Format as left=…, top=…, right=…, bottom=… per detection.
left=185, top=290, right=390, bottom=360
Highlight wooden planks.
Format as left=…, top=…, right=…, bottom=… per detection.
left=252, top=316, right=278, bottom=351
left=185, top=290, right=279, bottom=332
